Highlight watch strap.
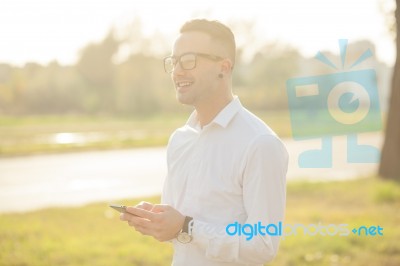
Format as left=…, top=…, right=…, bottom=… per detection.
left=182, top=216, right=193, bottom=233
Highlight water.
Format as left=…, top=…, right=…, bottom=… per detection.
left=0, top=133, right=382, bottom=213
left=0, top=148, right=166, bottom=213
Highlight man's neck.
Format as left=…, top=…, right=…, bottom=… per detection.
left=195, top=93, right=234, bottom=128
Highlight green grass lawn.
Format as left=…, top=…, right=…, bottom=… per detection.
left=0, top=110, right=384, bottom=157
left=0, top=112, right=293, bottom=157
left=0, top=177, right=399, bottom=266
left=0, top=114, right=188, bottom=157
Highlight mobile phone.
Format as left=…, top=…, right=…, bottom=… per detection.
left=109, top=204, right=139, bottom=216
left=109, top=204, right=127, bottom=213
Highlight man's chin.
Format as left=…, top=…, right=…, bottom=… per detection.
left=176, top=94, right=194, bottom=105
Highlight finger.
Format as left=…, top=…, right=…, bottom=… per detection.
left=136, top=201, right=154, bottom=211
left=127, top=220, right=148, bottom=234
left=120, top=212, right=138, bottom=221
left=133, top=225, right=152, bottom=236
left=128, top=220, right=157, bottom=238
left=126, top=206, right=156, bottom=221
left=120, top=212, right=127, bottom=221
left=126, top=214, right=153, bottom=229
left=151, top=204, right=170, bottom=213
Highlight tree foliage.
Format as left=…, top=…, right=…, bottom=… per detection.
left=0, top=25, right=391, bottom=117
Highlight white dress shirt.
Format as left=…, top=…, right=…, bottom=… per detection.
left=162, top=97, right=288, bottom=266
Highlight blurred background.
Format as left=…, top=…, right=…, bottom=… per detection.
left=0, top=0, right=399, bottom=265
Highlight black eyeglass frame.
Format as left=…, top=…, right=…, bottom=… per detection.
left=163, top=52, right=224, bottom=73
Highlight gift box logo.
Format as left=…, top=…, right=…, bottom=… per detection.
left=286, top=39, right=382, bottom=168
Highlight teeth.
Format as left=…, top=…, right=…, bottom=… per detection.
left=177, top=82, right=192, bottom=87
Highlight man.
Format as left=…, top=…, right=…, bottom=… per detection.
left=121, top=19, right=288, bottom=265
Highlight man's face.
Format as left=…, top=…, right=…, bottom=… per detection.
left=171, top=31, right=222, bottom=106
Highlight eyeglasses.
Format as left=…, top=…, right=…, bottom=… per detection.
left=163, top=52, right=224, bottom=73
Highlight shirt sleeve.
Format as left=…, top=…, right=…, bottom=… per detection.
left=189, top=134, right=288, bottom=264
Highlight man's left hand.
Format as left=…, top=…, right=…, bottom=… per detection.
left=120, top=203, right=185, bottom=242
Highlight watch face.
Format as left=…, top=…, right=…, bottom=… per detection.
left=177, top=232, right=192, bottom=243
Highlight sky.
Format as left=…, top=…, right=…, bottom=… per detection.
left=0, top=0, right=396, bottom=66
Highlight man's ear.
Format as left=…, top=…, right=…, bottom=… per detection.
left=220, top=58, right=233, bottom=75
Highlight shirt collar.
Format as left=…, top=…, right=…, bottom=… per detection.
left=186, top=96, right=242, bottom=130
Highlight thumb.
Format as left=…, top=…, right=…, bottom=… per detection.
left=136, top=201, right=154, bottom=211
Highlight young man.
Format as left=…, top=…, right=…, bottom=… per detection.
left=121, top=19, right=288, bottom=265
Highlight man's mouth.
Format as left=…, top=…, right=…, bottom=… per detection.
left=176, top=81, right=193, bottom=91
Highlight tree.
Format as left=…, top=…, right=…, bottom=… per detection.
left=379, top=0, right=400, bottom=180
left=76, top=29, right=119, bottom=113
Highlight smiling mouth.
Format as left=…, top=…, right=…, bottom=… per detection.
left=176, top=81, right=193, bottom=87
left=176, top=81, right=193, bottom=91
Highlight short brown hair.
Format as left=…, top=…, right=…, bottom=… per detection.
left=180, top=19, right=236, bottom=68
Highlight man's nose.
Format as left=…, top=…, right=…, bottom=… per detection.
left=172, top=62, right=185, bottom=76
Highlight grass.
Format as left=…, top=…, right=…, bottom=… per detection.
left=0, top=177, right=399, bottom=266
left=0, top=110, right=384, bottom=157
left=0, top=111, right=292, bottom=157
left=0, top=114, right=187, bottom=157
left=0, top=196, right=173, bottom=266
left=273, top=178, right=400, bottom=266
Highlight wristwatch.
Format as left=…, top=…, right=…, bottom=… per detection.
left=177, top=216, right=193, bottom=243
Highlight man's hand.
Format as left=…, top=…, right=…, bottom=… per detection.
left=120, top=201, right=185, bottom=242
